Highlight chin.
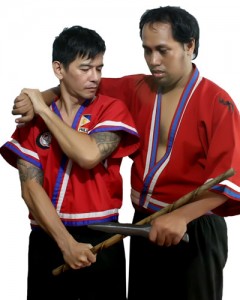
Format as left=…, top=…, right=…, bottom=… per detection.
left=85, top=92, right=96, bottom=99
left=153, top=77, right=165, bottom=85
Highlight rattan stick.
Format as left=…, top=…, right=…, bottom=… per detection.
left=52, top=168, right=235, bottom=276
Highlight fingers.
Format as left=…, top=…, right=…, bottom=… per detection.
left=71, top=253, right=96, bottom=269
left=13, top=92, right=30, bottom=106
left=12, top=94, right=33, bottom=116
left=12, top=93, right=35, bottom=125
left=149, top=227, right=185, bottom=247
left=67, top=243, right=97, bottom=270
left=14, top=115, right=34, bottom=125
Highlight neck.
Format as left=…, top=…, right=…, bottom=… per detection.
left=158, top=64, right=194, bottom=94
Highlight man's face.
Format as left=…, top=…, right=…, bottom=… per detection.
left=60, top=54, right=104, bottom=100
left=141, top=22, right=193, bottom=92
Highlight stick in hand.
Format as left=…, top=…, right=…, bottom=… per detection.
left=52, top=168, right=235, bottom=276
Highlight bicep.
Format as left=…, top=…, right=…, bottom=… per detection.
left=91, top=131, right=122, bottom=160
left=17, top=158, right=43, bottom=186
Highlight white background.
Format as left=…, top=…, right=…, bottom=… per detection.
left=0, top=0, right=240, bottom=299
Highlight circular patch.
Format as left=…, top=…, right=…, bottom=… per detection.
left=36, top=131, right=52, bottom=149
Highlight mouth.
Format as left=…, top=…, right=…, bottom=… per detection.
left=151, top=70, right=165, bottom=79
left=86, top=85, right=98, bottom=89
left=86, top=86, right=98, bottom=93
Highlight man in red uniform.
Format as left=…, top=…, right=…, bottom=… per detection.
left=0, top=25, right=139, bottom=300
left=10, top=6, right=240, bottom=300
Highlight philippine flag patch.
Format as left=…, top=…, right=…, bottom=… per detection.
left=77, top=114, right=91, bottom=132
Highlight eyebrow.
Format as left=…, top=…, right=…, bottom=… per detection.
left=79, top=63, right=104, bottom=68
left=142, top=44, right=168, bottom=50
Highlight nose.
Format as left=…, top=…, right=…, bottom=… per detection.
left=90, top=68, right=100, bottom=82
left=149, top=52, right=162, bottom=66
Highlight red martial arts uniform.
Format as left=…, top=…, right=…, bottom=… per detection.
left=99, top=64, right=240, bottom=300
left=100, top=65, right=240, bottom=215
left=1, top=94, right=139, bottom=227
left=0, top=94, right=139, bottom=300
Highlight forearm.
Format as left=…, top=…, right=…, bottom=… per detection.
left=18, top=158, right=96, bottom=268
left=42, top=86, right=60, bottom=105
left=12, top=86, right=60, bottom=125
left=22, top=180, right=74, bottom=251
left=17, top=158, right=72, bottom=249
left=171, top=190, right=228, bottom=223
left=22, top=180, right=96, bottom=268
left=39, top=107, right=101, bottom=168
left=19, top=88, right=121, bottom=169
left=149, top=191, right=228, bottom=246
left=18, top=88, right=100, bottom=167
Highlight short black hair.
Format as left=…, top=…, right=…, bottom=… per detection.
left=52, top=25, right=106, bottom=69
left=139, top=6, right=199, bottom=59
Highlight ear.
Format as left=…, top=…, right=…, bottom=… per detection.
left=185, top=38, right=195, bottom=58
left=52, top=61, right=64, bottom=80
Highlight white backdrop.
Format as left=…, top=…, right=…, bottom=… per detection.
left=0, top=0, right=240, bottom=299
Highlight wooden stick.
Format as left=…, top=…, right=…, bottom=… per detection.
left=52, top=168, right=235, bottom=276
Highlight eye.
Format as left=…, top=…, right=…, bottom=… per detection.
left=158, top=48, right=168, bottom=55
left=144, top=48, right=152, bottom=56
left=80, top=67, right=90, bottom=72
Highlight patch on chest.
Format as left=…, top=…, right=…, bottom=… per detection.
left=77, top=114, right=91, bottom=133
left=36, top=131, right=52, bottom=149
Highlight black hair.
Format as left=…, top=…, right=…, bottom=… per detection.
left=139, top=6, right=199, bottom=59
left=52, top=25, right=106, bottom=69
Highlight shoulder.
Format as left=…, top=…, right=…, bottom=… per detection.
left=101, top=74, right=154, bottom=87
left=93, top=94, right=129, bottom=112
left=94, top=93, right=121, bottom=103
left=199, top=77, right=232, bottom=99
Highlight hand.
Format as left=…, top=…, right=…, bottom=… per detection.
left=62, top=235, right=96, bottom=269
left=21, top=88, right=49, bottom=116
left=12, top=92, right=34, bottom=126
left=149, top=211, right=187, bottom=247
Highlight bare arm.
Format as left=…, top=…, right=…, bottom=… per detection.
left=12, top=86, right=60, bottom=125
left=17, top=158, right=96, bottom=269
left=21, top=88, right=121, bottom=169
left=149, top=190, right=227, bottom=246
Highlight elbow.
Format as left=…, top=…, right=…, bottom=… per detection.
left=20, top=181, right=38, bottom=205
left=75, top=153, right=101, bottom=170
left=21, top=182, right=30, bottom=200
left=20, top=185, right=33, bottom=209
left=79, top=158, right=100, bottom=170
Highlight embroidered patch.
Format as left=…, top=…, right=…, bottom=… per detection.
left=78, top=127, right=89, bottom=133
left=218, top=97, right=234, bottom=112
left=77, top=114, right=91, bottom=133
left=36, top=131, right=52, bottom=149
